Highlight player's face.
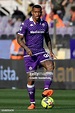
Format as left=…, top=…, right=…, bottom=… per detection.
left=32, top=8, right=42, bottom=22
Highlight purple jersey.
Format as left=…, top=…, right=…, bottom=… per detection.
left=18, top=17, right=49, bottom=56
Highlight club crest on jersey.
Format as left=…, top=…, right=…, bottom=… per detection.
left=42, top=23, right=45, bottom=27
left=29, top=66, right=33, bottom=70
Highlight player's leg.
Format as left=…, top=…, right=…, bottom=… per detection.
left=24, top=56, right=37, bottom=109
left=38, top=52, right=54, bottom=97
left=27, top=73, right=36, bottom=109
left=41, top=60, right=54, bottom=97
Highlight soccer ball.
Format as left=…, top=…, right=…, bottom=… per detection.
left=41, top=97, right=54, bottom=109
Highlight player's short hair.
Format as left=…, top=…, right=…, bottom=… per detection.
left=32, top=4, right=42, bottom=11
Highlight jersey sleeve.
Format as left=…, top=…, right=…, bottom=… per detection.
left=45, top=21, right=49, bottom=34
left=17, top=20, right=27, bottom=36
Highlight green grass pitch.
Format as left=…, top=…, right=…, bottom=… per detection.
left=0, top=89, right=75, bottom=113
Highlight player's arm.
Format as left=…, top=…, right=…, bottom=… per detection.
left=44, top=33, right=52, bottom=52
left=17, top=34, right=32, bottom=56
left=44, top=33, right=54, bottom=58
left=44, top=33, right=57, bottom=59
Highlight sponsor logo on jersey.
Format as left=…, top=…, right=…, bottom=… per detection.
left=30, top=30, right=45, bottom=34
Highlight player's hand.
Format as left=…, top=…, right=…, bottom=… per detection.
left=26, top=48, right=32, bottom=56
left=50, top=52, right=57, bottom=59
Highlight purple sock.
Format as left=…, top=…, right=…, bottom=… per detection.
left=27, top=84, right=35, bottom=104
left=44, top=72, right=53, bottom=90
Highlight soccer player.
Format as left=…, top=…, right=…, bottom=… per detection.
left=17, top=4, right=54, bottom=110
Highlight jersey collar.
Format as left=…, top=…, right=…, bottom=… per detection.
left=29, top=16, right=43, bottom=25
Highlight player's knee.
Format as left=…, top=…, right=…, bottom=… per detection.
left=27, top=72, right=35, bottom=85
left=27, top=80, right=34, bottom=85
left=46, top=62, right=54, bottom=71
